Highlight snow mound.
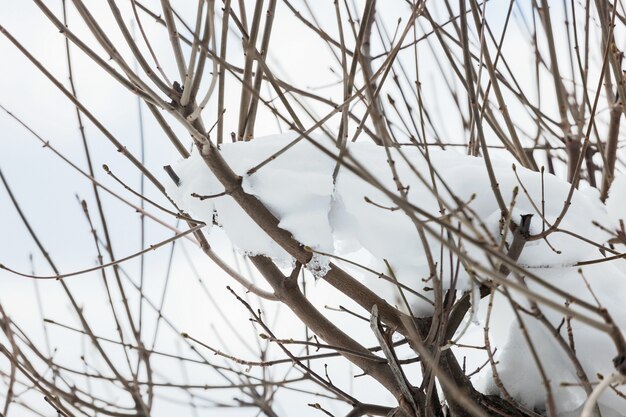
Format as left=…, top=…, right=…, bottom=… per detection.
left=166, top=132, right=608, bottom=281
left=165, top=132, right=625, bottom=415
left=462, top=261, right=626, bottom=415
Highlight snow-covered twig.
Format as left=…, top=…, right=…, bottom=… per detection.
left=580, top=372, right=626, bottom=417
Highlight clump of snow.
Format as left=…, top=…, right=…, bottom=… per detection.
left=462, top=261, right=626, bottom=416
left=166, top=132, right=608, bottom=289
left=165, top=132, right=625, bottom=415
